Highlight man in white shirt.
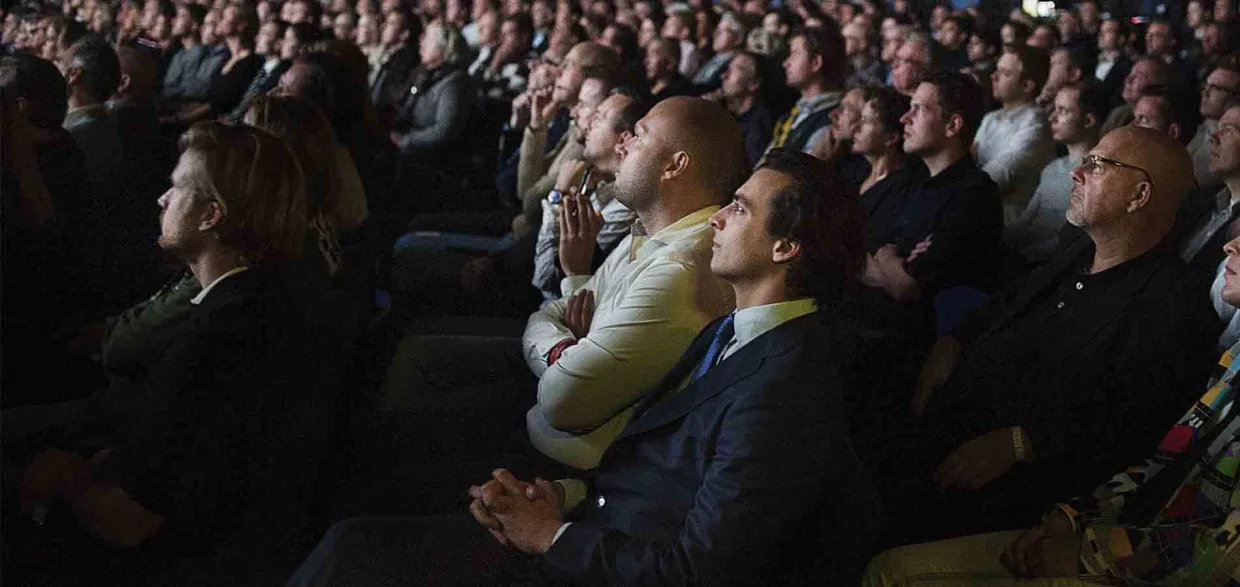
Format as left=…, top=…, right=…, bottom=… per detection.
left=975, top=45, right=1057, bottom=224
left=523, top=97, right=741, bottom=469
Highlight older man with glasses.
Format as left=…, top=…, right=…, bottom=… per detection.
left=1186, top=56, right=1240, bottom=188
left=877, top=126, right=1222, bottom=545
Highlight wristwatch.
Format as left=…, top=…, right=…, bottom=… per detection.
left=547, top=189, right=564, bottom=204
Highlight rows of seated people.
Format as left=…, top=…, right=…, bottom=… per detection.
left=3, top=0, right=1240, bottom=584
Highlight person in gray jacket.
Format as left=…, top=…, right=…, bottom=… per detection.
left=390, top=22, right=473, bottom=160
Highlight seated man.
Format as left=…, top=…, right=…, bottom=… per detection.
left=287, top=149, right=876, bottom=586
left=862, top=73, right=1002, bottom=308
left=866, top=229, right=1240, bottom=587
left=1004, top=83, right=1106, bottom=264
left=521, top=97, right=743, bottom=469
left=902, top=126, right=1220, bottom=540
left=974, top=45, right=1056, bottom=224
left=1179, top=103, right=1240, bottom=295
left=530, top=88, right=651, bottom=301
left=371, top=98, right=739, bottom=490
left=8, top=123, right=330, bottom=583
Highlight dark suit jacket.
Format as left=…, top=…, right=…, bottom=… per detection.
left=1170, top=185, right=1240, bottom=294
left=543, top=312, right=876, bottom=585
left=86, top=264, right=340, bottom=555
left=1099, top=54, right=1133, bottom=110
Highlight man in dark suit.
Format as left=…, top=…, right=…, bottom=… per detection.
left=1094, top=16, right=1133, bottom=110
left=10, top=123, right=333, bottom=584
left=285, top=149, right=877, bottom=586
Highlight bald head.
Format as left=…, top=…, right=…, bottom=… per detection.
left=1068, top=125, right=1193, bottom=243
left=567, top=41, right=619, bottom=77
left=655, top=97, right=748, bottom=202
left=1103, top=125, right=1194, bottom=212
left=612, top=97, right=747, bottom=225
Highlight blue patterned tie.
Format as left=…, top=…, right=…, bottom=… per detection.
left=692, top=314, right=736, bottom=383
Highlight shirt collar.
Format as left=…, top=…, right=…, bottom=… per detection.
left=64, top=103, right=106, bottom=126
left=190, top=266, right=250, bottom=305
left=729, top=298, right=818, bottom=352
left=628, top=205, right=719, bottom=261
left=796, top=91, right=842, bottom=114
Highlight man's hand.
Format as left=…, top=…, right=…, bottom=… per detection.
left=934, top=427, right=1026, bottom=491
left=487, top=469, right=563, bottom=555
left=21, top=448, right=87, bottom=513
left=554, top=159, right=588, bottom=192
left=528, top=87, right=555, bottom=131
left=388, top=130, right=404, bottom=147
left=70, top=485, right=165, bottom=548
left=558, top=191, right=602, bottom=277
left=563, top=289, right=595, bottom=339
left=510, top=91, right=531, bottom=128
left=1000, top=512, right=1080, bottom=578
left=912, top=335, right=962, bottom=414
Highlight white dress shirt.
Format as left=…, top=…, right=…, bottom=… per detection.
left=524, top=206, right=734, bottom=470
left=974, top=102, right=1057, bottom=225
left=189, top=266, right=249, bottom=305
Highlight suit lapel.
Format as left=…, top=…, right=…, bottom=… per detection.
left=617, top=315, right=813, bottom=441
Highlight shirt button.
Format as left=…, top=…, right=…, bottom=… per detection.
left=1075, top=282, right=1083, bottom=290
left=1056, top=301, right=1065, bottom=309
left=596, top=496, right=606, bottom=508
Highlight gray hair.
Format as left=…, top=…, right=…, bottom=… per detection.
left=425, top=22, right=467, bottom=68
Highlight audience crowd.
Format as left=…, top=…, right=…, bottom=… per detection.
left=3, top=0, right=1240, bottom=584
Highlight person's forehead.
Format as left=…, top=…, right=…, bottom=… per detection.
left=741, top=167, right=793, bottom=203
left=913, top=83, right=939, bottom=105
left=1055, top=86, right=1080, bottom=106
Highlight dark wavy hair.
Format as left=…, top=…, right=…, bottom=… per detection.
left=759, top=149, right=865, bottom=307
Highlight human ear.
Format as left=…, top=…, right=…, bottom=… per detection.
left=772, top=238, right=802, bottom=264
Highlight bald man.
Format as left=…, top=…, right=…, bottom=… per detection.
left=523, top=97, right=740, bottom=470
left=290, top=134, right=873, bottom=587
left=887, top=126, right=1220, bottom=540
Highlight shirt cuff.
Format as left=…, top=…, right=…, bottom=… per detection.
left=550, top=522, right=572, bottom=546
left=553, top=478, right=588, bottom=515
left=560, top=275, right=592, bottom=297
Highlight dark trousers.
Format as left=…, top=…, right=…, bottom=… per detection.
left=286, top=515, right=546, bottom=587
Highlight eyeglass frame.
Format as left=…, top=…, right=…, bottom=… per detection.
left=1079, top=153, right=1154, bottom=188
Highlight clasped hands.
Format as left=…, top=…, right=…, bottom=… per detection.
left=468, top=469, right=565, bottom=555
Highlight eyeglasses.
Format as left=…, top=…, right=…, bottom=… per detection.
left=1080, top=153, right=1153, bottom=186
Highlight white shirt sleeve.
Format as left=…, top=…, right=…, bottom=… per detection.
left=533, top=260, right=723, bottom=431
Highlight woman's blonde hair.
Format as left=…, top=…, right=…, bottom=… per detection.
left=243, top=94, right=337, bottom=213
left=178, top=122, right=308, bottom=261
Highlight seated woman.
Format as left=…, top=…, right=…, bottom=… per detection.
left=173, top=2, right=263, bottom=125
left=8, top=122, right=325, bottom=583
left=244, top=94, right=347, bottom=280
left=388, top=22, right=473, bottom=164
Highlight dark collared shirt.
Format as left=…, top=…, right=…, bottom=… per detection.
left=926, top=240, right=1218, bottom=506
left=883, top=155, right=1003, bottom=297
left=861, top=160, right=927, bottom=252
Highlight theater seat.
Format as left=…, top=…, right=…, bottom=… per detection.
left=933, top=286, right=990, bottom=337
